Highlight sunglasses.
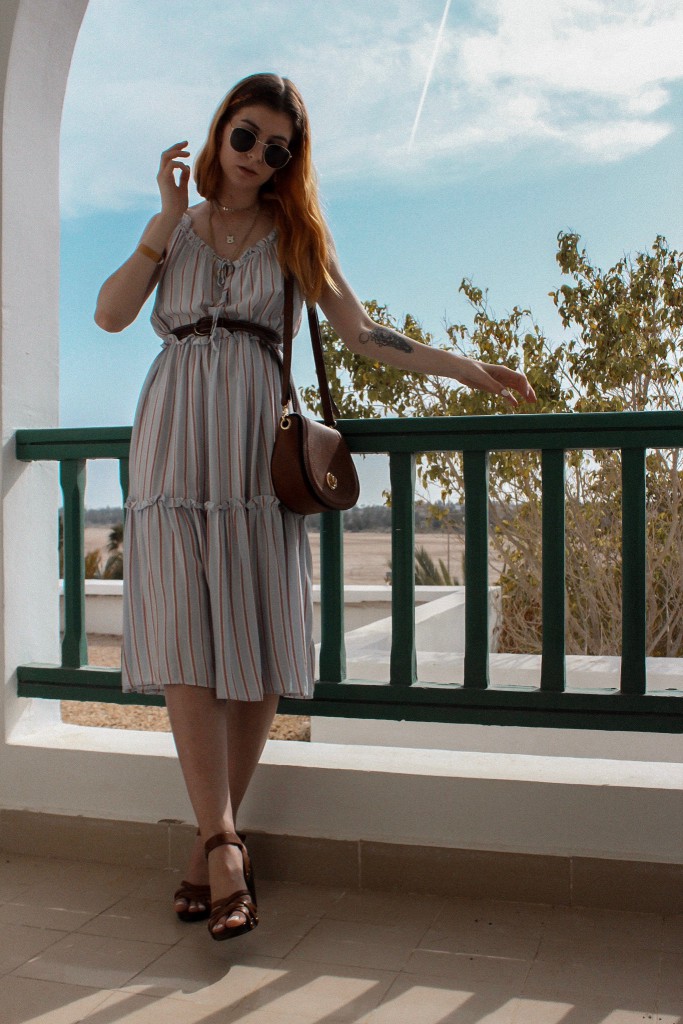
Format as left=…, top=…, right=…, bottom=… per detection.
left=229, top=126, right=292, bottom=170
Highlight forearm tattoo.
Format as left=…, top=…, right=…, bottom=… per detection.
left=359, top=326, right=414, bottom=354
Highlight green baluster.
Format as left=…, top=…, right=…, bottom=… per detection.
left=621, top=448, right=647, bottom=694
left=541, top=449, right=566, bottom=691
left=390, top=453, right=416, bottom=686
left=464, top=450, right=489, bottom=688
left=319, top=510, right=345, bottom=682
left=119, top=458, right=129, bottom=505
left=60, top=459, right=87, bottom=668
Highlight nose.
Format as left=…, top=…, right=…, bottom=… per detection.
left=248, top=139, right=266, bottom=164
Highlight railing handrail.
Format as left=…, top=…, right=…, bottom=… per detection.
left=16, top=409, right=683, bottom=457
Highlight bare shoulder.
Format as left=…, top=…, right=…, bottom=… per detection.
left=186, top=201, right=209, bottom=229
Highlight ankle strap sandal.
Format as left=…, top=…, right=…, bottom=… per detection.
left=204, top=831, right=258, bottom=941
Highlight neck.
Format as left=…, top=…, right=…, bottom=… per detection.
left=215, top=184, right=260, bottom=211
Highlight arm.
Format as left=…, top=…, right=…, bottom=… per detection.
left=318, top=254, right=536, bottom=408
left=94, top=142, right=191, bottom=333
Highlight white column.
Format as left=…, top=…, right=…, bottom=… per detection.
left=0, top=0, right=89, bottom=755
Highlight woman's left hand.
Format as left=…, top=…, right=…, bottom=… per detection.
left=453, top=358, right=537, bottom=408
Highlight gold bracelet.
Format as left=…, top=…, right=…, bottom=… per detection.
left=137, top=243, right=164, bottom=264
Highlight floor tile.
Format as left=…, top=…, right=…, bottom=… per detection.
left=322, top=889, right=444, bottom=930
left=1, top=974, right=112, bottom=1024
left=657, top=951, right=683, bottom=1013
left=402, top=949, right=532, bottom=989
left=126, top=869, right=184, bottom=901
left=0, top=854, right=76, bottom=890
left=286, top=917, right=429, bottom=972
left=15, top=879, right=128, bottom=918
left=521, top=957, right=659, bottom=1008
left=364, top=974, right=521, bottom=1024
left=511, top=999, right=662, bottom=1024
left=233, top=959, right=397, bottom=1023
left=256, top=879, right=346, bottom=918
left=0, top=879, right=28, bottom=902
left=79, top=990, right=237, bottom=1023
left=78, top=895, right=190, bottom=945
left=0, top=891, right=103, bottom=932
left=420, top=897, right=548, bottom=960
left=55, top=859, right=141, bottom=892
left=0, top=923, right=68, bottom=975
left=662, top=914, right=683, bottom=954
left=12, top=931, right=170, bottom=988
left=536, top=906, right=664, bottom=961
left=122, top=946, right=286, bottom=1005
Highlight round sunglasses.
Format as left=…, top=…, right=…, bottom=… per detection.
left=229, top=126, right=292, bottom=170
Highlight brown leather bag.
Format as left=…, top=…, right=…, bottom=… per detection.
left=271, top=277, right=360, bottom=515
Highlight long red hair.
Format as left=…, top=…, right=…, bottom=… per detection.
left=194, top=73, right=335, bottom=303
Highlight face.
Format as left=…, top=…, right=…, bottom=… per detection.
left=217, top=103, right=295, bottom=192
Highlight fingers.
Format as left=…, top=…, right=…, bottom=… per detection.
left=161, top=141, right=190, bottom=162
left=468, top=364, right=536, bottom=408
left=158, top=142, right=190, bottom=179
left=481, top=364, right=537, bottom=406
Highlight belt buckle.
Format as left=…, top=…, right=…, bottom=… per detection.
left=194, top=316, right=213, bottom=337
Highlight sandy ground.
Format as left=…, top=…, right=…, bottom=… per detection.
left=86, top=527, right=466, bottom=585
left=308, top=529, right=466, bottom=584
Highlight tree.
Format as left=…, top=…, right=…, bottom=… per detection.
left=386, top=545, right=459, bottom=587
left=83, top=522, right=124, bottom=580
left=303, top=234, right=683, bottom=656
left=101, top=522, right=124, bottom=580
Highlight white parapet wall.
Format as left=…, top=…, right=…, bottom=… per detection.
left=61, top=582, right=478, bottom=642
left=312, top=593, right=683, bottom=763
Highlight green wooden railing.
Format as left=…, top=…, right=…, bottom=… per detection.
left=15, top=411, right=683, bottom=732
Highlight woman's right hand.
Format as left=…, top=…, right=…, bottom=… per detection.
left=157, top=141, right=191, bottom=222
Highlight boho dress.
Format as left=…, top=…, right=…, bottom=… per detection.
left=121, top=213, right=315, bottom=700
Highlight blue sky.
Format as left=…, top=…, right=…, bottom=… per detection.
left=60, top=0, right=683, bottom=506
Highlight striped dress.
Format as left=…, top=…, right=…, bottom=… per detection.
left=121, top=212, right=315, bottom=700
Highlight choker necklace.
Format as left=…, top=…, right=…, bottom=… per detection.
left=215, top=199, right=259, bottom=214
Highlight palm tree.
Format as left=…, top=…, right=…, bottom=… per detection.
left=386, top=546, right=459, bottom=586
left=101, top=521, right=124, bottom=579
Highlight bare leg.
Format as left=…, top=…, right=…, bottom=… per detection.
left=226, top=695, right=279, bottom=818
left=164, top=684, right=277, bottom=934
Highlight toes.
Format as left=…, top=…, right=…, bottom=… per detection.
left=176, top=897, right=207, bottom=914
left=211, top=911, right=246, bottom=933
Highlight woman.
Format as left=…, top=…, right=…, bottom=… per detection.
left=95, top=72, right=535, bottom=942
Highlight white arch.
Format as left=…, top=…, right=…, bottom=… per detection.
left=0, top=1, right=88, bottom=746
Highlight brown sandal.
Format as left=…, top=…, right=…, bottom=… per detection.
left=174, top=828, right=249, bottom=923
left=174, top=829, right=210, bottom=922
left=204, top=831, right=258, bottom=941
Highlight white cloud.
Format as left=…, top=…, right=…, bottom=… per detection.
left=60, top=0, right=683, bottom=216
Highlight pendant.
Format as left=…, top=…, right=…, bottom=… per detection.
left=226, top=234, right=235, bottom=244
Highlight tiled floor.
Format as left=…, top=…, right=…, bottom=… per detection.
left=0, top=852, right=680, bottom=1024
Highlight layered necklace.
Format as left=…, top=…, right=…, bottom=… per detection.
left=212, top=199, right=261, bottom=249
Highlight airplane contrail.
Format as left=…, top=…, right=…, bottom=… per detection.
left=408, top=0, right=453, bottom=151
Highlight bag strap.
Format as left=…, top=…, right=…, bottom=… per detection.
left=280, top=275, right=338, bottom=427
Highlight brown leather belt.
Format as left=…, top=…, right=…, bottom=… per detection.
left=171, top=316, right=281, bottom=348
